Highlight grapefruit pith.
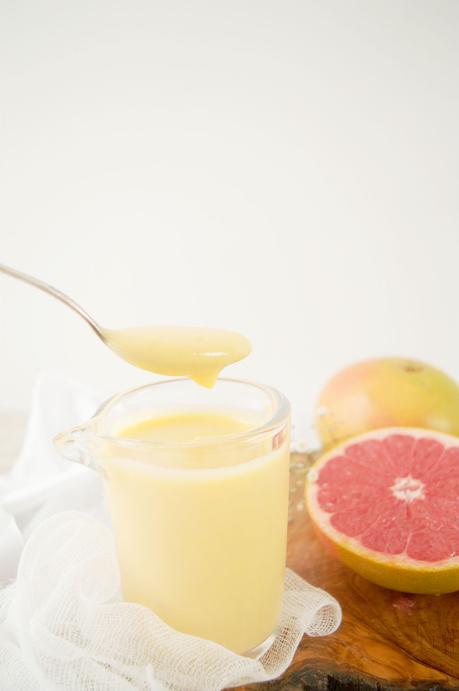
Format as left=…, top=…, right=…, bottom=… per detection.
left=306, top=428, right=459, bottom=594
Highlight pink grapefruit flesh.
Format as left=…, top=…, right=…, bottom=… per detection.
left=306, top=428, right=459, bottom=593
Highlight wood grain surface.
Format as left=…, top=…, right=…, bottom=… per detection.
left=239, top=452, right=459, bottom=691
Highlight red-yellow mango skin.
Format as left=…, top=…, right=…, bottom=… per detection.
left=315, top=357, right=459, bottom=450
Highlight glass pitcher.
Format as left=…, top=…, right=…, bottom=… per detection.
left=55, top=377, right=291, bottom=655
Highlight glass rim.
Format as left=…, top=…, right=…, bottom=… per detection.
left=93, top=377, right=290, bottom=449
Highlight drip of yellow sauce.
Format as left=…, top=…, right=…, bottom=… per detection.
left=104, top=326, right=251, bottom=387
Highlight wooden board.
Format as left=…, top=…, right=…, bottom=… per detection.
left=240, top=452, right=459, bottom=691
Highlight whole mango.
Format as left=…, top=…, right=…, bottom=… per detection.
left=315, top=357, right=459, bottom=449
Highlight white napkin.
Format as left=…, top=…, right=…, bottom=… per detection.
left=0, top=374, right=342, bottom=691
left=0, top=373, right=107, bottom=583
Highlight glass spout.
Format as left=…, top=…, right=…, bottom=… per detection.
left=54, top=423, right=97, bottom=469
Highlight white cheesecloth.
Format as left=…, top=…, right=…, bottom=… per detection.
left=0, top=374, right=341, bottom=691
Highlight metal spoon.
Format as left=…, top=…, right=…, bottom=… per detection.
left=0, top=262, right=104, bottom=339
left=0, top=262, right=251, bottom=384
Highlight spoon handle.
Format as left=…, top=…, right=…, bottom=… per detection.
left=0, top=262, right=104, bottom=339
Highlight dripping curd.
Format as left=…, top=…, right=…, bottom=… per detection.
left=104, top=325, right=251, bottom=387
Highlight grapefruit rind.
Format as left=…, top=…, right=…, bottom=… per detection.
left=305, top=427, right=459, bottom=594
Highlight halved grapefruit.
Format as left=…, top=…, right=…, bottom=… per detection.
left=306, top=428, right=459, bottom=593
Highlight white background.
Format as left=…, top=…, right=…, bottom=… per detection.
left=1, top=0, right=459, bottom=433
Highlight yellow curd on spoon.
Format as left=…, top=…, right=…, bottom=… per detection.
left=0, top=262, right=251, bottom=387
left=103, top=325, right=251, bottom=387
